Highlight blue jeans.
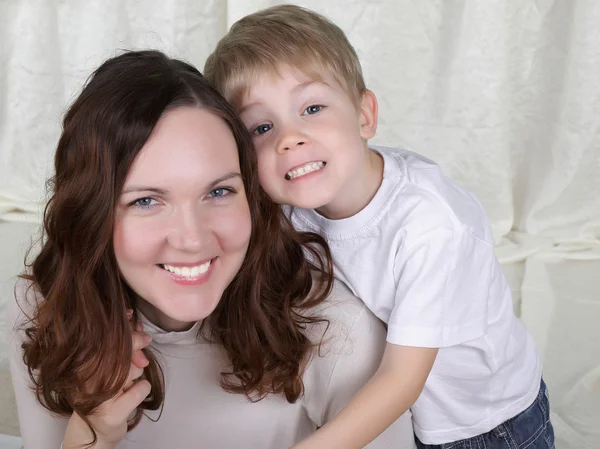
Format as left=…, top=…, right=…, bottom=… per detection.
left=415, top=379, right=555, bottom=449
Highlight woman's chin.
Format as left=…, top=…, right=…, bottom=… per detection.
left=139, top=297, right=218, bottom=332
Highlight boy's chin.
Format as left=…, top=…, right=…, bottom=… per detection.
left=283, top=194, right=334, bottom=212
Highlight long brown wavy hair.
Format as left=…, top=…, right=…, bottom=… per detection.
left=19, top=50, right=333, bottom=437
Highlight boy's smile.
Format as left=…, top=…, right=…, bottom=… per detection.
left=237, top=65, right=382, bottom=219
left=284, top=160, right=326, bottom=180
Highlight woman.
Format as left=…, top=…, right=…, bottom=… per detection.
left=7, top=50, right=414, bottom=449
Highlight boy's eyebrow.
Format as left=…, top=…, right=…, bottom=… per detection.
left=121, top=173, right=242, bottom=195
left=292, top=80, right=326, bottom=92
left=239, top=80, right=329, bottom=114
left=239, top=101, right=261, bottom=115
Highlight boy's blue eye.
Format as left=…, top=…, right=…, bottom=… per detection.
left=305, top=105, right=323, bottom=115
left=253, top=124, right=272, bottom=135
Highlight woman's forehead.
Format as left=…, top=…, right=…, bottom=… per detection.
left=124, top=107, right=240, bottom=190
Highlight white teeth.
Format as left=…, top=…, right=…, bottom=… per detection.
left=162, top=261, right=211, bottom=278
left=286, top=161, right=325, bottom=180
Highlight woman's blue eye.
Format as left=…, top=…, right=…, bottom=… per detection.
left=253, top=124, right=272, bottom=135
left=208, top=187, right=235, bottom=199
left=132, top=197, right=156, bottom=209
left=305, top=105, right=323, bottom=115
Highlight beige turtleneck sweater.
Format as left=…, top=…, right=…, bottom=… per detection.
left=8, top=279, right=415, bottom=449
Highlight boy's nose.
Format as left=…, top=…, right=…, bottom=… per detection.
left=281, top=140, right=305, bottom=152
left=277, top=122, right=309, bottom=154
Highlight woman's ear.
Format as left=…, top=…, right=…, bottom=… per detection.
left=359, top=89, right=378, bottom=140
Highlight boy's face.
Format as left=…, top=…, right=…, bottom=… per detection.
left=237, top=65, right=377, bottom=217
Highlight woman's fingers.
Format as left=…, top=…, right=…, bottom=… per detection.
left=115, top=379, right=152, bottom=421
left=131, top=330, right=151, bottom=369
left=132, top=330, right=152, bottom=351
left=100, top=380, right=152, bottom=430
left=122, top=363, right=143, bottom=392
left=64, top=313, right=153, bottom=447
left=128, top=317, right=151, bottom=368
left=132, top=349, right=149, bottom=368
left=122, top=330, right=152, bottom=389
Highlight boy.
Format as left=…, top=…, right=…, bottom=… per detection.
left=204, top=5, right=553, bottom=449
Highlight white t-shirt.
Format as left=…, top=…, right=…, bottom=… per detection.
left=7, top=278, right=414, bottom=449
left=287, top=146, right=543, bottom=444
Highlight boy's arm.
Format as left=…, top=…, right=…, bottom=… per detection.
left=293, top=343, right=438, bottom=449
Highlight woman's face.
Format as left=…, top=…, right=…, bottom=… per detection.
left=113, top=107, right=251, bottom=331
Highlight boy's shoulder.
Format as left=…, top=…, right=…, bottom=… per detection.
left=374, top=145, right=462, bottom=198
left=374, top=146, right=493, bottom=242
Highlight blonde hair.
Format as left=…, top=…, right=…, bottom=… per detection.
left=204, top=4, right=366, bottom=109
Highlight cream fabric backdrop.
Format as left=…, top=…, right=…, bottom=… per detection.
left=0, top=1, right=598, bottom=447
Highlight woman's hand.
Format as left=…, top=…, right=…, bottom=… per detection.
left=63, top=316, right=152, bottom=449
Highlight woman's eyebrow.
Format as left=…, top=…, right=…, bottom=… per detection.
left=206, top=172, right=242, bottom=190
left=121, top=173, right=242, bottom=195
left=121, top=186, right=168, bottom=195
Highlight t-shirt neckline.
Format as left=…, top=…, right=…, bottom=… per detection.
left=293, top=147, right=405, bottom=238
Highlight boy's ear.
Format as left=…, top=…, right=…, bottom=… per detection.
left=359, top=89, right=378, bottom=140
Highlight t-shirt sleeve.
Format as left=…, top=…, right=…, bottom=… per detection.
left=386, top=225, right=492, bottom=348
left=305, top=284, right=415, bottom=449
left=6, top=278, right=68, bottom=448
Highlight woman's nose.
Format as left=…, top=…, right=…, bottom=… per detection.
left=166, top=207, right=207, bottom=253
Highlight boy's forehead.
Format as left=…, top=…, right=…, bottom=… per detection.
left=254, top=65, right=327, bottom=90
left=239, top=65, right=336, bottom=107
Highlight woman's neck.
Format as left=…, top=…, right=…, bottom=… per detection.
left=137, top=298, right=196, bottom=332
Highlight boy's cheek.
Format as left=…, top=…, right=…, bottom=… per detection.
left=256, top=161, right=277, bottom=187
left=256, top=150, right=275, bottom=170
